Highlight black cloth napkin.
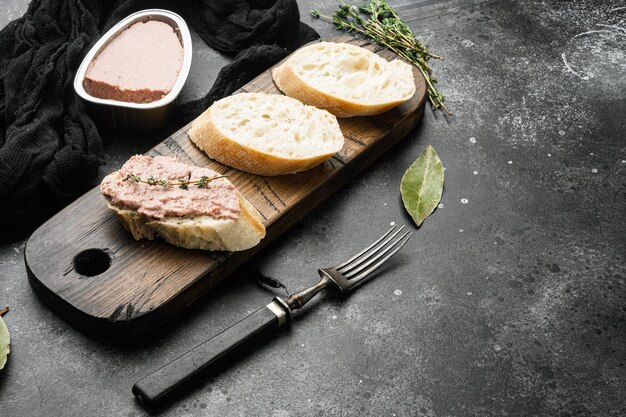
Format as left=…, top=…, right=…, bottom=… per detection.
left=0, top=0, right=319, bottom=242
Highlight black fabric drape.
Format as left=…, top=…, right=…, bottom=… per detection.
left=0, top=0, right=318, bottom=241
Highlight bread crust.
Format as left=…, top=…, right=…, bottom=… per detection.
left=188, top=102, right=339, bottom=176
left=272, top=43, right=415, bottom=118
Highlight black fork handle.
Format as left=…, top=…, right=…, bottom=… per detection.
left=132, top=299, right=289, bottom=408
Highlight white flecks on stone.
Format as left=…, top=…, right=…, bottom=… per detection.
left=301, top=344, right=305, bottom=347
left=461, top=198, right=469, bottom=204
left=591, top=168, right=598, bottom=173
left=459, top=229, right=464, bottom=233
left=508, top=160, right=513, bottom=165
left=469, top=137, right=477, bottom=144
left=622, top=160, right=626, bottom=163
left=390, top=221, right=396, bottom=226
left=308, top=399, right=311, bottom=402
left=461, top=39, right=475, bottom=47
left=438, top=203, right=444, bottom=209
left=558, top=130, right=566, bottom=136
left=473, top=170, right=479, bottom=175
left=494, top=344, right=502, bottom=352
left=394, top=289, right=403, bottom=296
left=359, top=380, right=363, bottom=383
left=332, top=315, right=337, bottom=320
left=443, top=167, right=447, bottom=172
left=383, top=203, right=387, bottom=206
left=467, top=292, right=473, bottom=296
left=548, top=153, right=552, bottom=157
left=589, top=152, right=594, bottom=155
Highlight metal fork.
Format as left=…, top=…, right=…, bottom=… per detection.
left=133, top=225, right=413, bottom=407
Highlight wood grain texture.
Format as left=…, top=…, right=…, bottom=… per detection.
left=25, top=36, right=427, bottom=338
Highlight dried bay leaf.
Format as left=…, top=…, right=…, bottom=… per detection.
left=0, top=314, right=9, bottom=370
left=400, top=145, right=444, bottom=227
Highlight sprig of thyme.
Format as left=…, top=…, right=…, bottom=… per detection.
left=311, top=1, right=449, bottom=114
left=122, top=173, right=227, bottom=190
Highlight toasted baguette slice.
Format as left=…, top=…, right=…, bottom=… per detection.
left=101, top=156, right=265, bottom=251
left=188, top=93, right=344, bottom=176
left=105, top=194, right=264, bottom=251
left=272, top=42, right=415, bottom=117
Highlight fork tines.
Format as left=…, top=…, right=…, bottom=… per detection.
left=336, top=225, right=413, bottom=286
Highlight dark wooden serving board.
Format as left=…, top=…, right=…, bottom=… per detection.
left=25, top=36, right=427, bottom=338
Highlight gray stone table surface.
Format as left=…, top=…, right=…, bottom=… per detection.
left=1, top=0, right=625, bottom=416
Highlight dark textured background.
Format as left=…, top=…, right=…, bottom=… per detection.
left=1, top=0, right=625, bottom=416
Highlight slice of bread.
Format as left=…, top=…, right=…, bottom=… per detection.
left=101, top=156, right=265, bottom=251
left=188, top=93, right=344, bottom=176
left=105, top=193, right=264, bottom=251
left=272, top=42, right=415, bottom=117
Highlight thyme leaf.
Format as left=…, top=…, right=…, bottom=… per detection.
left=122, top=172, right=227, bottom=189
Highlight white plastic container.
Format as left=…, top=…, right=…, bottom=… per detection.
left=74, top=9, right=192, bottom=131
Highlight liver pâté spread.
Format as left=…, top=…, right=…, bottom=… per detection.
left=101, top=155, right=240, bottom=220
left=84, top=20, right=184, bottom=103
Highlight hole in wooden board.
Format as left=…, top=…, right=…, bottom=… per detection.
left=73, top=249, right=111, bottom=277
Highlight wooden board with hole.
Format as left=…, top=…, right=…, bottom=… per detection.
left=24, top=36, right=427, bottom=338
